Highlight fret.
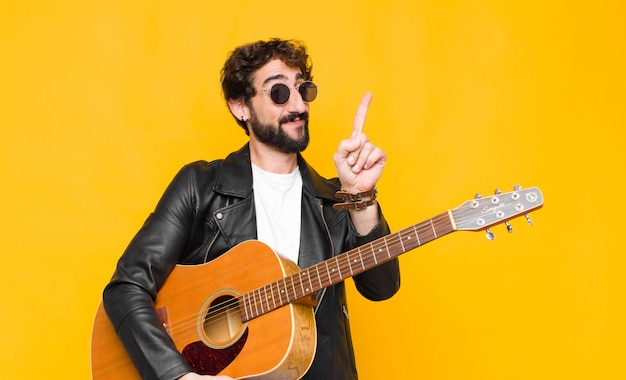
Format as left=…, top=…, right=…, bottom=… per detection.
left=308, top=269, right=315, bottom=293
left=392, top=235, right=399, bottom=255
left=314, top=264, right=323, bottom=292
left=251, top=292, right=257, bottom=319
left=290, top=276, right=298, bottom=301
left=412, top=224, right=421, bottom=246
left=246, top=291, right=253, bottom=319
left=324, top=261, right=331, bottom=285
left=343, top=253, right=352, bottom=277
left=416, top=221, right=434, bottom=245
left=257, top=288, right=265, bottom=315
left=374, top=242, right=386, bottom=261
left=269, top=282, right=276, bottom=310
left=347, top=249, right=356, bottom=276
left=274, top=281, right=284, bottom=307
left=336, top=255, right=346, bottom=279
left=327, top=259, right=337, bottom=284
left=281, top=277, right=290, bottom=303
left=361, top=247, right=373, bottom=268
left=426, top=220, right=437, bottom=242
left=383, top=237, right=391, bottom=259
left=296, top=272, right=304, bottom=299
left=255, top=287, right=262, bottom=315
left=400, top=227, right=417, bottom=251
left=301, top=270, right=311, bottom=296
left=264, top=284, right=271, bottom=312
left=243, top=293, right=250, bottom=321
left=251, top=290, right=259, bottom=318
left=344, top=250, right=353, bottom=276
left=334, top=256, right=343, bottom=281
left=430, top=218, right=437, bottom=238
left=371, top=242, right=378, bottom=265
left=261, top=287, right=268, bottom=314
left=359, top=247, right=365, bottom=270
left=398, top=230, right=406, bottom=252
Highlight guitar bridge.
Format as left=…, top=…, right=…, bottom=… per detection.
left=156, top=307, right=171, bottom=335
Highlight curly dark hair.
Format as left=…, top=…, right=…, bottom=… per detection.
left=220, top=38, right=313, bottom=133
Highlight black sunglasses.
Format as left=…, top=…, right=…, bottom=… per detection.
left=257, top=81, right=318, bottom=105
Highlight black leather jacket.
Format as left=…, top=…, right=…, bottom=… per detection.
left=103, top=144, right=400, bottom=380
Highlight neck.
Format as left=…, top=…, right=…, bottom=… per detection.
left=249, top=140, right=298, bottom=174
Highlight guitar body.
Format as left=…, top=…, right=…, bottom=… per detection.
left=91, top=240, right=317, bottom=380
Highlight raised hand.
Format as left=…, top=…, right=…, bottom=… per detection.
left=333, top=92, right=386, bottom=193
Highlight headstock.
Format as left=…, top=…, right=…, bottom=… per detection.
left=452, top=185, right=543, bottom=239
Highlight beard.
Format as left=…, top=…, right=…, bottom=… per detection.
left=249, top=110, right=310, bottom=154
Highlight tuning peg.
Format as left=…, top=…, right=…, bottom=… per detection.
left=525, top=214, right=534, bottom=226
left=470, top=193, right=482, bottom=208
left=512, top=184, right=534, bottom=225
left=485, top=228, right=495, bottom=240
left=505, top=221, right=514, bottom=233
left=490, top=188, right=502, bottom=205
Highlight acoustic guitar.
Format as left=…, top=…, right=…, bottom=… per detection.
left=91, top=185, right=543, bottom=379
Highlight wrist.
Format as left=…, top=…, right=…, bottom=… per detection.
left=332, top=187, right=378, bottom=211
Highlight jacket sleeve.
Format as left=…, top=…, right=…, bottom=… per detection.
left=102, top=166, right=198, bottom=380
left=351, top=205, right=401, bottom=301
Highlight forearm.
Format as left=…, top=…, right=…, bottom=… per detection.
left=348, top=206, right=379, bottom=235
left=350, top=203, right=401, bottom=300
left=103, top=282, right=193, bottom=380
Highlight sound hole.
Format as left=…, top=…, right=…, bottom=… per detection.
left=202, top=293, right=245, bottom=348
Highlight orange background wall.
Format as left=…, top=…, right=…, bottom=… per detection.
left=1, top=1, right=624, bottom=379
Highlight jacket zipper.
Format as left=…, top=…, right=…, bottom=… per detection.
left=202, top=230, right=221, bottom=263
left=202, top=196, right=232, bottom=263
left=314, top=198, right=334, bottom=316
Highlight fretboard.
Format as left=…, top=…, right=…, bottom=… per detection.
left=240, top=211, right=455, bottom=322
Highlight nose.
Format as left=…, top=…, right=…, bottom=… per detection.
left=286, top=87, right=308, bottom=113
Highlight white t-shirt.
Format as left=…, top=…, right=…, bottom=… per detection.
left=252, top=164, right=303, bottom=264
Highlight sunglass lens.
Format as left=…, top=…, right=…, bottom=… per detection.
left=299, top=82, right=318, bottom=103
left=270, top=84, right=290, bottom=105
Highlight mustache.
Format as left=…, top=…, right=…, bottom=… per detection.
left=279, top=112, right=309, bottom=124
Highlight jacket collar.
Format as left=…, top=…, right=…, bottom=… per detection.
left=213, top=143, right=338, bottom=202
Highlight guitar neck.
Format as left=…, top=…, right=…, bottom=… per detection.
left=240, top=211, right=455, bottom=322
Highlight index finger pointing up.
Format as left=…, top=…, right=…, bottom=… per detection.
left=352, top=92, right=373, bottom=138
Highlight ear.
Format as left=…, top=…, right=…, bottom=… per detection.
left=228, top=98, right=250, bottom=122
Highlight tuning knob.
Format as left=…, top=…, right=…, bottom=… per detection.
left=512, top=184, right=533, bottom=226
left=485, top=228, right=495, bottom=240
left=505, top=221, right=514, bottom=233
left=525, top=214, right=534, bottom=226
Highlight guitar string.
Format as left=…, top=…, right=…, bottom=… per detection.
left=162, top=212, right=469, bottom=337
left=167, top=215, right=448, bottom=331
left=164, top=207, right=519, bottom=336
left=182, top=198, right=533, bottom=333
left=162, top=206, right=521, bottom=337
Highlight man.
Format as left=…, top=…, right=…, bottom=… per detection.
left=103, top=38, right=400, bottom=380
